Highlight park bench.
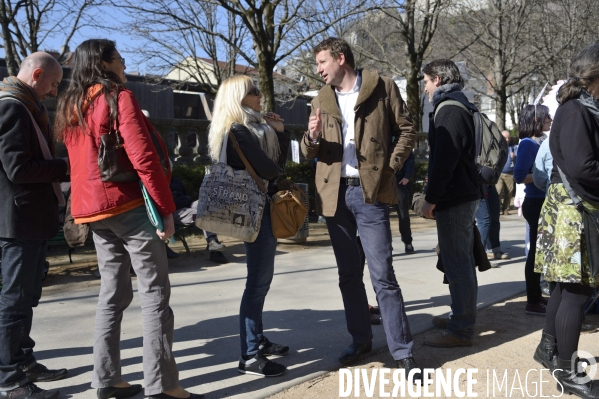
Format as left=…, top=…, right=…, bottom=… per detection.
left=47, top=223, right=199, bottom=264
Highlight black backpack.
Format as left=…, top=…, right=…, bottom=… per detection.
left=435, top=100, right=508, bottom=185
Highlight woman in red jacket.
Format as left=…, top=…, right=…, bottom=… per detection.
left=55, top=40, right=202, bottom=399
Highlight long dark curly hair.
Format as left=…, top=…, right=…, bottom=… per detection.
left=54, top=39, right=124, bottom=140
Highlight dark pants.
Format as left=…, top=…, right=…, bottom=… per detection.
left=435, top=200, right=479, bottom=340
left=545, top=283, right=594, bottom=361
left=172, top=201, right=217, bottom=244
left=475, top=185, right=501, bottom=252
left=393, top=183, right=413, bottom=245
left=0, top=239, right=47, bottom=390
left=522, top=197, right=544, bottom=304
left=325, top=184, right=413, bottom=360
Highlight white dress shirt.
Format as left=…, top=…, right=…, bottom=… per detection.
left=336, top=73, right=361, bottom=178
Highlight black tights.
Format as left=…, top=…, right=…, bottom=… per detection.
left=545, top=282, right=594, bottom=361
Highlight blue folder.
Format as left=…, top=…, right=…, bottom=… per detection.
left=141, top=182, right=175, bottom=244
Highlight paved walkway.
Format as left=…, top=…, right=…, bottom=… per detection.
left=35, top=214, right=532, bottom=398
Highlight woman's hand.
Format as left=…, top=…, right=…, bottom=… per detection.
left=263, top=112, right=284, bottom=132
left=157, top=213, right=175, bottom=241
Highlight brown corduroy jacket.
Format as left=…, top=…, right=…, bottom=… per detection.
left=301, top=70, right=416, bottom=216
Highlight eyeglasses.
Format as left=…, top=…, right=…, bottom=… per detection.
left=247, top=87, right=261, bottom=96
left=113, top=57, right=125, bottom=66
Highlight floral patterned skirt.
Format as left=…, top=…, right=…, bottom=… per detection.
left=535, top=184, right=599, bottom=287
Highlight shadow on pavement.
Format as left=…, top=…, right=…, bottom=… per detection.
left=37, top=281, right=532, bottom=398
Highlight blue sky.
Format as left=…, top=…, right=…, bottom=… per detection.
left=0, top=6, right=152, bottom=74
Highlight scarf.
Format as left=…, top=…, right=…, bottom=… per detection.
left=70, top=84, right=104, bottom=125
left=432, top=82, right=465, bottom=107
left=0, top=76, right=53, bottom=154
left=577, top=88, right=599, bottom=124
left=243, top=107, right=280, bottom=162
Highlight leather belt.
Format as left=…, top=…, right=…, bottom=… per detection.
left=341, top=177, right=361, bottom=186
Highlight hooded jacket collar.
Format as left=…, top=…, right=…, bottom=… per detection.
left=316, top=69, right=380, bottom=122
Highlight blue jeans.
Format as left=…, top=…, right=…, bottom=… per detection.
left=0, top=239, right=47, bottom=389
left=326, top=184, right=413, bottom=360
left=240, top=205, right=278, bottom=356
left=475, top=185, right=501, bottom=252
left=435, top=200, right=478, bottom=340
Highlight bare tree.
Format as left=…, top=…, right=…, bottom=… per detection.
left=0, top=0, right=98, bottom=75
left=530, top=0, right=599, bottom=84
left=123, top=0, right=247, bottom=94
left=119, top=0, right=375, bottom=112
left=438, top=0, right=599, bottom=129
left=0, top=0, right=26, bottom=75
left=351, top=0, right=447, bottom=131
left=439, top=0, right=544, bottom=130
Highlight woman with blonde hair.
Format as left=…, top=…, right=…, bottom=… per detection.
left=208, top=74, right=291, bottom=377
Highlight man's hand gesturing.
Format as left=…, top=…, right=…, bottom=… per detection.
left=308, top=108, right=322, bottom=140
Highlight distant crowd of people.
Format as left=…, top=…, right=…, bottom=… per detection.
left=0, top=35, right=598, bottom=399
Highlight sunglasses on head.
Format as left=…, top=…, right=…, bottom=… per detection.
left=247, top=87, right=261, bottom=96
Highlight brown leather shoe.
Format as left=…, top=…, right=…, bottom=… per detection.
left=424, top=330, right=473, bottom=348
left=432, top=315, right=449, bottom=329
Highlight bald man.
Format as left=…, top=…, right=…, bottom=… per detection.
left=0, top=52, right=68, bottom=399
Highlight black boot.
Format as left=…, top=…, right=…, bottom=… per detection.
left=555, top=357, right=599, bottom=399
left=533, top=331, right=558, bottom=371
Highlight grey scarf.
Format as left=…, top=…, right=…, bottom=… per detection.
left=577, top=89, right=599, bottom=123
left=432, top=82, right=465, bottom=106
left=243, top=107, right=280, bottom=162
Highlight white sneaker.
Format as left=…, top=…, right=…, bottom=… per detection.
left=208, top=240, right=225, bottom=252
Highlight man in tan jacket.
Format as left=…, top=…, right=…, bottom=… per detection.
left=301, top=37, right=422, bottom=381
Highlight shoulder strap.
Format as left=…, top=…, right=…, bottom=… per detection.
left=434, top=100, right=471, bottom=120
left=228, top=131, right=267, bottom=194
left=434, top=99, right=480, bottom=158
left=111, top=91, right=123, bottom=145
left=557, top=166, right=584, bottom=211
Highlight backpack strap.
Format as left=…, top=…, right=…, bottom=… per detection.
left=433, top=99, right=472, bottom=120
left=557, top=166, right=585, bottom=212
left=434, top=100, right=479, bottom=156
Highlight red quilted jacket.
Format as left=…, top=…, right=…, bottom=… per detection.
left=65, top=89, right=175, bottom=219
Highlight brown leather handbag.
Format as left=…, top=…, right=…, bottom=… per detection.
left=98, top=100, right=170, bottom=182
left=228, top=136, right=308, bottom=239
left=270, top=179, right=308, bottom=239
left=98, top=103, right=138, bottom=182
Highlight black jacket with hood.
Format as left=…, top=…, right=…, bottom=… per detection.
left=425, top=89, right=480, bottom=211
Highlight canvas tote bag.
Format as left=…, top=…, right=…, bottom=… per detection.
left=195, top=132, right=268, bottom=242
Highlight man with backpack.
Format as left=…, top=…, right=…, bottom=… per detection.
left=421, top=59, right=481, bottom=348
